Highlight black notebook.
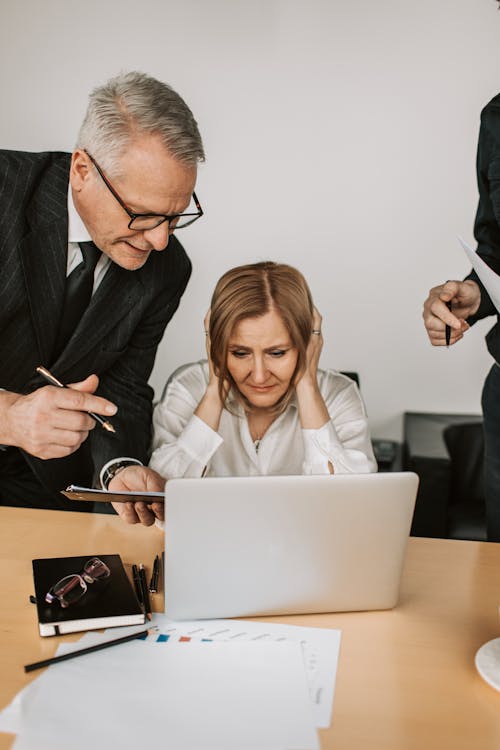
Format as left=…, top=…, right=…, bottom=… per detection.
left=32, top=554, right=145, bottom=637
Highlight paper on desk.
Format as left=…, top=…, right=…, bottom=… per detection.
left=145, top=614, right=341, bottom=729
left=1, top=638, right=318, bottom=750
left=0, top=627, right=149, bottom=736
left=460, top=236, right=500, bottom=313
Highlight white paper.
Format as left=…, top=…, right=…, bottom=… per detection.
left=0, top=628, right=148, bottom=736
left=5, top=640, right=317, bottom=750
left=146, top=614, right=341, bottom=728
left=460, top=236, right=500, bottom=313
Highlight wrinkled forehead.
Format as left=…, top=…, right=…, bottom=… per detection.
left=109, top=137, right=197, bottom=212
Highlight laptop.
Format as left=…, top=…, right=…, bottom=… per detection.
left=163, top=472, right=419, bottom=620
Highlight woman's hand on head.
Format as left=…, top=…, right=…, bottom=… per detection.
left=194, top=309, right=227, bottom=432
left=204, top=309, right=218, bottom=387
left=203, top=308, right=230, bottom=401
left=295, top=307, right=331, bottom=433
left=296, top=307, right=323, bottom=390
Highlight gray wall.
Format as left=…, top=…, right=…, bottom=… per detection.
left=2, top=0, right=500, bottom=439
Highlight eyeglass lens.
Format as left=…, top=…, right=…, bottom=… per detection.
left=45, top=558, right=111, bottom=607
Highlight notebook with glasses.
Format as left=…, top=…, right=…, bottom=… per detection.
left=163, top=472, right=419, bottom=620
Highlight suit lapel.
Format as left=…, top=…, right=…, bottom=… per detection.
left=17, top=153, right=70, bottom=366
left=19, top=220, right=67, bottom=366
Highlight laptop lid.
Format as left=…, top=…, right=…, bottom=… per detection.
left=164, top=472, right=419, bottom=620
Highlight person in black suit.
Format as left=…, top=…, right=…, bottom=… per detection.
left=422, top=93, right=500, bottom=541
left=0, top=71, right=205, bottom=524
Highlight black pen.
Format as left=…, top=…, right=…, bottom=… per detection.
left=24, top=628, right=153, bottom=673
left=149, top=555, right=158, bottom=594
left=139, top=563, right=152, bottom=620
left=153, top=554, right=160, bottom=592
left=149, top=555, right=159, bottom=593
left=445, top=300, right=452, bottom=348
left=132, top=563, right=145, bottom=614
left=36, top=365, right=115, bottom=433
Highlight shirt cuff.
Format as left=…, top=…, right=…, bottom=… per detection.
left=178, top=414, right=224, bottom=464
left=302, top=421, right=342, bottom=471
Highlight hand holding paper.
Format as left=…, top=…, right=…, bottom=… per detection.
left=109, top=465, right=165, bottom=526
left=422, top=238, right=492, bottom=347
left=459, top=236, right=500, bottom=314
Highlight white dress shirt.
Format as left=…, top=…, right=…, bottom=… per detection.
left=67, top=187, right=110, bottom=289
left=150, top=360, right=377, bottom=478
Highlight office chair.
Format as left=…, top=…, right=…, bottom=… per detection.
left=443, top=422, right=486, bottom=541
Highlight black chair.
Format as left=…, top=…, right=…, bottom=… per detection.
left=443, top=422, right=486, bottom=541
left=403, top=411, right=486, bottom=540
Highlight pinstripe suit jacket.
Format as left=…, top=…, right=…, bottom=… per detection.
left=0, top=149, right=192, bottom=492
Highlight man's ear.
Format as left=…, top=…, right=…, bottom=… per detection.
left=70, top=149, right=92, bottom=192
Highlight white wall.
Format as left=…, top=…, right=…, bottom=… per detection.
left=2, top=0, right=500, bottom=439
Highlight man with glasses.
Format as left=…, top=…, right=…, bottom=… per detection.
left=0, top=71, right=204, bottom=524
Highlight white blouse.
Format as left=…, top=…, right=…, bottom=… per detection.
left=150, top=360, right=377, bottom=479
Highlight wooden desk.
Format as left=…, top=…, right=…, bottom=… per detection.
left=1, top=507, right=500, bottom=750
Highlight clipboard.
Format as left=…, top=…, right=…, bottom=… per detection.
left=61, top=485, right=165, bottom=503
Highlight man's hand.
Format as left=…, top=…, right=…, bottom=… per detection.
left=0, top=375, right=117, bottom=459
left=422, top=280, right=480, bottom=346
left=110, top=465, right=166, bottom=526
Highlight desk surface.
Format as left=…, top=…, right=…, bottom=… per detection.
left=1, top=506, right=500, bottom=750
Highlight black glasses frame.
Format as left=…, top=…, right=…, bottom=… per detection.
left=85, top=150, right=203, bottom=231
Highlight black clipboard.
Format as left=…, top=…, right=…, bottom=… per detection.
left=61, top=485, right=165, bottom=503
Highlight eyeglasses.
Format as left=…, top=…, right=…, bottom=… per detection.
left=85, top=150, right=203, bottom=231
left=45, top=557, right=111, bottom=608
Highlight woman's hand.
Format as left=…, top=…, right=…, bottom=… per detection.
left=295, top=308, right=333, bottom=472
left=296, top=308, right=324, bottom=391
left=203, top=309, right=219, bottom=389
left=194, top=309, right=227, bottom=431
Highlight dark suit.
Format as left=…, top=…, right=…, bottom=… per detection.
left=0, top=150, right=191, bottom=509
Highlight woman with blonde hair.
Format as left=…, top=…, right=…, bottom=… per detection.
left=150, top=261, right=376, bottom=478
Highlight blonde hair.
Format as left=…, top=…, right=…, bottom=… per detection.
left=209, top=261, right=314, bottom=412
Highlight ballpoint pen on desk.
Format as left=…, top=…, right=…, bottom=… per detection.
left=132, top=564, right=145, bottom=615
left=139, top=564, right=152, bottom=620
left=149, top=555, right=160, bottom=593
left=24, top=628, right=155, bottom=673
left=153, top=555, right=160, bottom=592
left=36, top=365, right=115, bottom=433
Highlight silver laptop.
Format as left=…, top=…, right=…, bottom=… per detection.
left=163, top=472, right=419, bottom=620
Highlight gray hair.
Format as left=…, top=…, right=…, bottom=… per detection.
left=76, top=71, right=205, bottom=174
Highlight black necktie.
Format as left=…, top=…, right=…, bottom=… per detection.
left=53, top=241, right=101, bottom=359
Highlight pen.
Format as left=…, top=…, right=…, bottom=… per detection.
left=139, top=563, right=152, bottom=620
left=132, top=564, right=144, bottom=613
left=36, top=365, right=116, bottom=433
left=153, top=554, right=160, bottom=592
left=24, top=628, right=153, bottom=673
left=149, top=555, right=159, bottom=593
left=445, top=300, right=452, bottom=348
